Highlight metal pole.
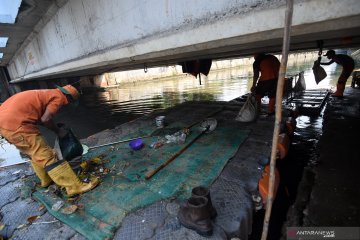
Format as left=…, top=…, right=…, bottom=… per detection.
left=261, top=0, right=293, bottom=239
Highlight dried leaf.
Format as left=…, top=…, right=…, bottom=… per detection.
left=66, top=196, right=79, bottom=203
left=61, top=205, right=78, bottom=215
left=80, top=161, right=89, bottom=171
left=27, top=216, right=40, bottom=224
left=38, top=205, right=45, bottom=211
left=77, top=203, right=85, bottom=210
left=91, top=157, right=101, bottom=164
left=0, top=223, right=5, bottom=231
left=78, top=172, right=88, bottom=181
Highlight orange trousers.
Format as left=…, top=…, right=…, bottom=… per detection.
left=0, top=127, right=57, bottom=168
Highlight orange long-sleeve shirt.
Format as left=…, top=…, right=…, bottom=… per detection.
left=0, top=89, right=68, bottom=133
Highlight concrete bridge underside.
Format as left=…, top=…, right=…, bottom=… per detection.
left=2, top=0, right=360, bottom=83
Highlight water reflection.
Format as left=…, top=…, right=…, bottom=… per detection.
left=0, top=138, right=29, bottom=168
left=82, top=67, right=254, bottom=115
left=81, top=59, right=339, bottom=117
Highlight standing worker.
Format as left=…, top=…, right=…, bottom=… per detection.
left=0, top=85, right=98, bottom=196
left=251, top=53, right=280, bottom=116
left=320, top=50, right=355, bottom=97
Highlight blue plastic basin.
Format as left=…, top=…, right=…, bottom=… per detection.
left=129, top=139, right=144, bottom=150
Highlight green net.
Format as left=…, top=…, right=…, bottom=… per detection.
left=30, top=121, right=250, bottom=239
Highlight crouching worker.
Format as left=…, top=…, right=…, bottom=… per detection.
left=0, top=85, right=98, bottom=196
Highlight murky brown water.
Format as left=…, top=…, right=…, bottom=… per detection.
left=0, top=59, right=342, bottom=167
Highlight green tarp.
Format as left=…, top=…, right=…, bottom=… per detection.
left=30, top=121, right=250, bottom=239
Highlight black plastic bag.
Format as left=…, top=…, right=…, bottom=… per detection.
left=180, top=59, right=212, bottom=77
left=312, top=58, right=327, bottom=84
left=57, top=124, right=83, bottom=160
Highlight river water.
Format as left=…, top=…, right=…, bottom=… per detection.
left=81, top=60, right=339, bottom=115
left=0, top=59, right=341, bottom=171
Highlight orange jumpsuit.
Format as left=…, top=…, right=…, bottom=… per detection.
left=0, top=89, right=68, bottom=167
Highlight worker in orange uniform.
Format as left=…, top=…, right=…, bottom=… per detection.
left=0, top=85, right=98, bottom=196
left=251, top=53, right=280, bottom=116
left=320, top=50, right=355, bottom=97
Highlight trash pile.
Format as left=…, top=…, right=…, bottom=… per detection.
left=35, top=154, right=110, bottom=216
left=149, top=128, right=190, bottom=149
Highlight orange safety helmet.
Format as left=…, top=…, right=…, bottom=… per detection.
left=56, top=84, right=80, bottom=105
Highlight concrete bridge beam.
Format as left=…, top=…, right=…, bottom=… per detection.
left=5, top=0, right=360, bottom=82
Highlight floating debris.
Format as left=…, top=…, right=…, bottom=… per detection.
left=61, top=205, right=78, bottom=215
left=149, top=140, right=164, bottom=149
left=27, top=216, right=40, bottom=224
left=252, top=192, right=263, bottom=211
left=32, top=220, right=59, bottom=225
left=67, top=196, right=79, bottom=203
left=16, top=224, right=27, bottom=230
left=48, top=185, right=59, bottom=194
left=91, top=157, right=102, bottom=165
left=165, top=131, right=187, bottom=144
left=51, top=201, right=64, bottom=211
left=80, top=161, right=90, bottom=171
left=77, top=203, right=85, bottom=210
left=12, top=170, right=22, bottom=175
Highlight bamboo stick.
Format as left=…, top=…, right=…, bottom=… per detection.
left=261, top=0, right=293, bottom=239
